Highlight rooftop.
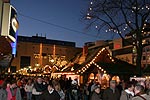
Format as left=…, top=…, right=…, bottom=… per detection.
left=17, top=35, right=76, bottom=47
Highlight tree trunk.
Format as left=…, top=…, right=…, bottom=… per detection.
left=136, top=37, right=143, bottom=76
left=136, top=48, right=142, bottom=76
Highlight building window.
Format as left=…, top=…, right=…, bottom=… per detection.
left=142, top=39, right=146, bottom=44
left=34, top=54, right=40, bottom=58
left=133, top=46, right=137, bottom=54
left=42, top=53, right=47, bottom=59
left=109, top=43, right=113, bottom=49
left=143, top=56, right=146, bottom=60
left=11, top=66, right=16, bottom=73
left=114, top=44, right=121, bottom=49
left=147, top=55, right=150, bottom=60
left=20, top=56, right=31, bottom=68
left=133, top=56, right=136, bottom=64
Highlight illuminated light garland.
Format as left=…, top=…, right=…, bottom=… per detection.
left=76, top=48, right=113, bottom=74
left=77, top=47, right=115, bottom=74
left=54, top=72, right=75, bottom=75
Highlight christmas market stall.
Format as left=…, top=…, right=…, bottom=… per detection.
left=53, top=47, right=138, bottom=88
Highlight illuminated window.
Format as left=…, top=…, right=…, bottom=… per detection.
left=34, top=54, right=40, bottom=58
left=143, top=56, right=146, bottom=60
left=133, top=46, right=137, bottom=53
left=142, top=40, right=146, bottom=44
left=147, top=55, right=150, bottom=60
left=114, top=44, right=121, bottom=49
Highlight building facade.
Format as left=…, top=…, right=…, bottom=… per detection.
left=11, top=35, right=82, bottom=72
left=85, top=23, right=150, bottom=69
left=112, top=23, right=150, bottom=68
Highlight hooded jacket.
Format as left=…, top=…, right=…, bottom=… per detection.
left=120, top=89, right=134, bottom=100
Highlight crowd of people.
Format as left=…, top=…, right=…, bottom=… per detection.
left=0, top=75, right=150, bottom=100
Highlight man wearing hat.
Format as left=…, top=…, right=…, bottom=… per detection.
left=103, top=80, right=120, bottom=100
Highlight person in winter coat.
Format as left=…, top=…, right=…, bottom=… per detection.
left=120, top=81, right=134, bottom=100
left=83, top=82, right=90, bottom=100
left=0, top=80, right=7, bottom=100
left=10, top=80, right=22, bottom=100
left=132, top=84, right=150, bottom=100
left=39, top=84, right=60, bottom=100
left=103, top=80, right=120, bottom=100
left=32, top=77, right=47, bottom=100
left=6, top=81, right=12, bottom=100
left=65, top=80, right=82, bottom=100
left=90, top=84, right=102, bottom=100
left=53, top=82, right=65, bottom=100
left=24, top=79, right=33, bottom=100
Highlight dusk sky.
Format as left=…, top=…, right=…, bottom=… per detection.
left=10, top=0, right=116, bottom=47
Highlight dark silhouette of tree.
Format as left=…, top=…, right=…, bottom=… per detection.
left=83, top=0, right=150, bottom=76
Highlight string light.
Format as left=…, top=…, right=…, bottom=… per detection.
left=95, top=26, right=98, bottom=29
left=90, top=2, right=93, bottom=5
left=132, top=6, right=136, bottom=10
left=76, top=48, right=115, bottom=74
left=90, top=7, right=92, bottom=11
left=128, top=21, right=131, bottom=23
left=146, top=5, right=149, bottom=9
